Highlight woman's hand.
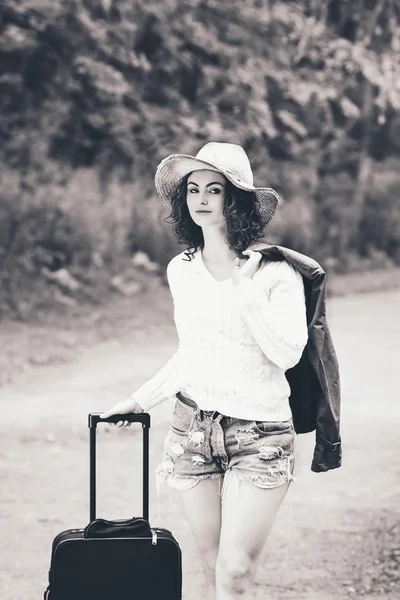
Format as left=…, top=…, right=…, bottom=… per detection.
left=100, top=397, right=144, bottom=427
left=232, top=250, right=262, bottom=285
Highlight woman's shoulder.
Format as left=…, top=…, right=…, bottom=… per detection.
left=167, top=249, right=200, bottom=280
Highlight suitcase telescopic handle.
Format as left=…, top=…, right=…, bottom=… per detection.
left=88, top=412, right=151, bottom=523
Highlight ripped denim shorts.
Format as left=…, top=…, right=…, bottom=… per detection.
left=156, top=392, right=296, bottom=500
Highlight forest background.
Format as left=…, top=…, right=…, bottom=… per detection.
left=1, top=0, right=400, bottom=320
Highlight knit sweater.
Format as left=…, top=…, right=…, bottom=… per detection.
left=132, top=248, right=308, bottom=422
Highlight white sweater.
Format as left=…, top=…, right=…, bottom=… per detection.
left=132, top=248, right=308, bottom=422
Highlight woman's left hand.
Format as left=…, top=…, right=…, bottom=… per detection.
left=232, top=250, right=262, bottom=285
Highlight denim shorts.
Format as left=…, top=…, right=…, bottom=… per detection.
left=156, top=392, right=296, bottom=499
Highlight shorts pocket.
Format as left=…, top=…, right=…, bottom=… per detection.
left=254, top=419, right=294, bottom=435
left=170, top=398, right=196, bottom=435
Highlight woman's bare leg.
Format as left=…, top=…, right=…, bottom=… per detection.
left=216, top=473, right=290, bottom=599
left=178, top=477, right=222, bottom=600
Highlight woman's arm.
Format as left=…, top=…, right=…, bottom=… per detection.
left=131, top=257, right=182, bottom=411
left=100, top=352, right=179, bottom=421
left=131, top=350, right=180, bottom=411
left=233, top=259, right=308, bottom=370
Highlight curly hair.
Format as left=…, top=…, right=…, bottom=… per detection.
left=164, top=173, right=266, bottom=260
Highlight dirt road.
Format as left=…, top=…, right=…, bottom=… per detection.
left=1, top=289, right=399, bottom=599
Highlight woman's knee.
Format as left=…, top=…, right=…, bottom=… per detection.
left=216, top=555, right=255, bottom=593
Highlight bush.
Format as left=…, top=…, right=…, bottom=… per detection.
left=0, top=166, right=141, bottom=315
left=359, top=160, right=400, bottom=264
left=267, top=195, right=317, bottom=256
left=1, top=0, right=400, bottom=316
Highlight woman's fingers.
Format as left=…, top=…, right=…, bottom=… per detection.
left=243, top=250, right=262, bottom=264
left=100, top=406, right=121, bottom=419
left=234, top=250, right=262, bottom=280
left=101, top=398, right=142, bottom=425
left=100, top=399, right=135, bottom=420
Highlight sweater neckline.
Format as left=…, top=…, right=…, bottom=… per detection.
left=197, top=249, right=232, bottom=285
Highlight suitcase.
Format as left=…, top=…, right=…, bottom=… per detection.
left=44, top=412, right=182, bottom=599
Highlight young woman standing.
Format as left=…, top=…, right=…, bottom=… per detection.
left=101, top=142, right=308, bottom=599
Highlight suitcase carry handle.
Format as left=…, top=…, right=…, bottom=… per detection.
left=88, top=412, right=151, bottom=522
left=84, top=517, right=151, bottom=538
left=89, top=413, right=150, bottom=428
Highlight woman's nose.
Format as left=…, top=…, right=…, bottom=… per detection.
left=200, top=193, right=208, bottom=205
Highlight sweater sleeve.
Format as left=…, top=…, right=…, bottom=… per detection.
left=131, top=258, right=181, bottom=411
left=233, top=261, right=308, bottom=370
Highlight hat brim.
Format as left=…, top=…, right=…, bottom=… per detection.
left=155, top=153, right=279, bottom=228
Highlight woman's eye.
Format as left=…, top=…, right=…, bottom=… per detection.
left=188, top=188, right=198, bottom=193
left=210, top=188, right=221, bottom=194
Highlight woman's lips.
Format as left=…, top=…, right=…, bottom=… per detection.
left=196, top=210, right=212, bottom=213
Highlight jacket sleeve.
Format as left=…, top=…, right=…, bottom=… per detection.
left=131, top=259, right=181, bottom=411
left=311, top=325, right=342, bottom=472
left=233, top=261, right=308, bottom=370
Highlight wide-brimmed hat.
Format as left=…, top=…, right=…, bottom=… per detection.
left=155, top=142, right=279, bottom=229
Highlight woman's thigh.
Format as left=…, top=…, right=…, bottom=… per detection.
left=179, top=477, right=222, bottom=571
left=155, top=396, right=223, bottom=569
left=217, top=477, right=289, bottom=576
left=216, top=416, right=295, bottom=579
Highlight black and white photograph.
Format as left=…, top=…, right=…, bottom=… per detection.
left=1, top=1, right=399, bottom=599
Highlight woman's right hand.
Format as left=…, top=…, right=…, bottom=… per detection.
left=100, top=397, right=144, bottom=427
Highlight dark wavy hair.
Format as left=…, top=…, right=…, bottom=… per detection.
left=164, top=173, right=266, bottom=261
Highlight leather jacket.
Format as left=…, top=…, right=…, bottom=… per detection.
left=249, top=242, right=342, bottom=473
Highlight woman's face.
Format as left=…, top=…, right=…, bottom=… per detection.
left=186, top=170, right=227, bottom=229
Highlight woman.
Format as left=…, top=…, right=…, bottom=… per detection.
left=101, top=142, right=308, bottom=599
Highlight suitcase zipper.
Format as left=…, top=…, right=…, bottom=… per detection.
left=151, top=529, right=158, bottom=545
left=51, top=528, right=84, bottom=555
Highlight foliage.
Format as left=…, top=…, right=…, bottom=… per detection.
left=1, top=0, right=400, bottom=314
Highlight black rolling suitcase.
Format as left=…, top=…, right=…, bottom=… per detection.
left=44, top=412, right=182, bottom=599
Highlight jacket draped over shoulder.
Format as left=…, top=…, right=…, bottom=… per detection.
left=249, top=242, right=342, bottom=473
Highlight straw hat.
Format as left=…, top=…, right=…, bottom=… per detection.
left=155, top=142, right=279, bottom=228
